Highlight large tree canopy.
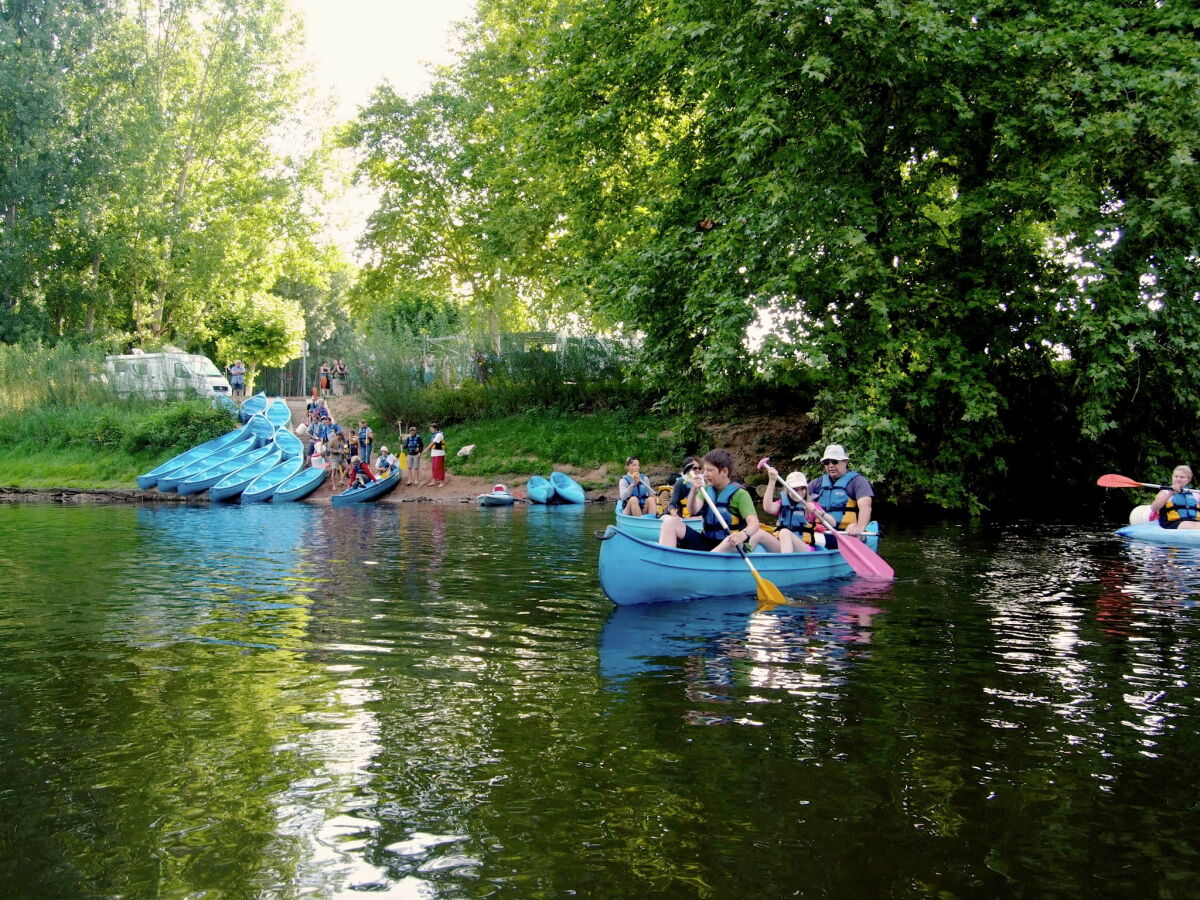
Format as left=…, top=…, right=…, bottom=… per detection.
left=349, top=0, right=1200, bottom=509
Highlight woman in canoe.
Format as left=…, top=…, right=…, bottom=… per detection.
left=658, top=449, right=761, bottom=552
left=1151, top=466, right=1200, bottom=530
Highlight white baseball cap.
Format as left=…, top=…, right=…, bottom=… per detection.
left=785, top=471, right=808, bottom=489
left=821, top=444, right=849, bottom=463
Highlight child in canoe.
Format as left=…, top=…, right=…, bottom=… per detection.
left=659, top=449, right=761, bottom=552
left=619, top=456, right=657, bottom=517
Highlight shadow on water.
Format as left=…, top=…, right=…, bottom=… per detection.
left=3, top=506, right=1200, bottom=897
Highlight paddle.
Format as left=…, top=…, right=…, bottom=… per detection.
left=1097, top=473, right=1200, bottom=494
left=693, top=477, right=786, bottom=607
left=757, top=457, right=894, bottom=580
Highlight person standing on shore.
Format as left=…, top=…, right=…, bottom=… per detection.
left=403, top=425, right=424, bottom=485
left=423, top=424, right=446, bottom=487
left=357, top=420, right=375, bottom=466
left=227, top=360, right=246, bottom=399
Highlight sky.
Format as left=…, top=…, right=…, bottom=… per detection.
left=292, top=0, right=478, bottom=119
left=289, top=0, right=479, bottom=253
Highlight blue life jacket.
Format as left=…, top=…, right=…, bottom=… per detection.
left=404, top=434, right=423, bottom=454
left=776, top=493, right=807, bottom=532
left=700, top=482, right=747, bottom=540
left=1161, top=489, right=1200, bottom=525
left=622, top=474, right=650, bottom=502
left=816, top=471, right=862, bottom=528
left=358, top=426, right=372, bottom=446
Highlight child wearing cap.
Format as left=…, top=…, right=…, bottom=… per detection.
left=755, top=465, right=817, bottom=553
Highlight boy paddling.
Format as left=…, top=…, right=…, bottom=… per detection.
left=658, top=449, right=760, bottom=552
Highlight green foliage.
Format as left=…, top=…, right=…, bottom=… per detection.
left=215, top=291, right=306, bottom=382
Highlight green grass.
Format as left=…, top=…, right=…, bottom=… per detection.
left=367, top=409, right=704, bottom=489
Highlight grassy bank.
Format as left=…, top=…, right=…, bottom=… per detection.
left=0, top=399, right=237, bottom=489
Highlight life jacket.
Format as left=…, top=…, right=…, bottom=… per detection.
left=430, top=434, right=445, bottom=452
left=405, top=434, right=423, bottom=454
left=699, top=482, right=747, bottom=540
left=1161, top=489, right=1200, bottom=525
left=358, top=426, right=372, bottom=446
left=777, top=493, right=819, bottom=545
left=621, top=474, right=650, bottom=502
left=816, top=471, right=861, bottom=528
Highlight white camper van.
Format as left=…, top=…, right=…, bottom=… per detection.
left=105, top=347, right=232, bottom=400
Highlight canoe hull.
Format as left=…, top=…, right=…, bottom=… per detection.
left=272, top=466, right=327, bottom=503
left=330, top=471, right=401, bottom=506
left=550, top=471, right=586, bottom=504
left=527, top=476, right=554, bottom=504
left=613, top=511, right=702, bottom=542
left=156, top=435, right=259, bottom=493
left=136, top=423, right=251, bottom=489
left=598, top=525, right=859, bottom=605
left=478, top=492, right=515, bottom=506
left=241, top=457, right=305, bottom=504
left=1116, top=522, right=1200, bottom=547
left=209, top=449, right=284, bottom=501
left=239, top=391, right=267, bottom=423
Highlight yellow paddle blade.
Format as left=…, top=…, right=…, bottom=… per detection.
left=753, top=570, right=787, bottom=607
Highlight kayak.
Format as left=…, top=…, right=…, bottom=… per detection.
left=331, top=469, right=401, bottom=507
left=613, top=510, right=702, bottom=542
left=239, top=391, right=268, bottom=422
left=527, top=475, right=554, bottom=504
left=264, top=396, right=292, bottom=428
left=550, top=471, right=586, bottom=504
left=155, top=435, right=259, bottom=493
left=177, top=445, right=278, bottom=496
left=479, top=486, right=516, bottom=506
left=271, top=465, right=328, bottom=503
left=1116, top=522, right=1200, bottom=547
left=209, top=448, right=285, bottom=501
left=136, top=422, right=252, bottom=489
left=597, top=524, right=879, bottom=606
left=241, top=456, right=305, bottom=503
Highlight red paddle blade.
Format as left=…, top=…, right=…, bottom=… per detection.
left=837, top=533, right=895, bottom=580
left=1097, top=474, right=1143, bottom=489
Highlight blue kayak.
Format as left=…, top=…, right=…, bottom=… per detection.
left=264, top=397, right=292, bottom=428
left=550, top=471, right=586, bottom=504
left=527, top=475, right=554, bottom=504
left=241, top=456, right=305, bottom=503
left=177, top=445, right=278, bottom=496
left=155, top=435, right=259, bottom=492
left=1116, top=522, right=1200, bottom=547
left=239, top=392, right=268, bottom=422
left=613, top=511, right=701, bottom=542
left=331, top=471, right=401, bottom=507
left=136, top=422, right=253, bottom=490
left=272, top=465, right=328, bottom=503
left=597, top=524, right=880, bottom=605
left=209, top=448, right=285, bottom=501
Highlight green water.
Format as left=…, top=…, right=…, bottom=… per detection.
left=1, top=502, right=1199, bottom=898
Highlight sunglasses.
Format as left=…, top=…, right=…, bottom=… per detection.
left=821, top=459, right=840, bottom=465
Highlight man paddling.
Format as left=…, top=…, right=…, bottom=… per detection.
left=808, top=444, right=874, bottom=548
left=659, top=449, right=760, bottom=552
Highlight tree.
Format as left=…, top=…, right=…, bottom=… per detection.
left=214, top=292, right=304, bottom=390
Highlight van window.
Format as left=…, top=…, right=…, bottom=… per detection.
left=197, top=359, right=223, bottom=377
left=174, top=363, right=191, bottom=379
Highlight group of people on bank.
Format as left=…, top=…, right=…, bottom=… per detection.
left=619, top=444, right=874, bottom=554
left=295, top=401, right=448, bottom=492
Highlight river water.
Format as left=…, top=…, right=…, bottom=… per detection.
left=0, top=502, right=1198, bottom=898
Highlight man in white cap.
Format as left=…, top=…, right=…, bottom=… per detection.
left=808, top=444, right=874, bottom=544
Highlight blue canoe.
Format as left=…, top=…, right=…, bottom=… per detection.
left=273, top=426, right=304, bottom=459
left=155, top=435, right=259, bottom=492
left=239, top=391, right=268, bottom=423
left=330, top=470, right=401, bottom=507
left=527, top=475, right=554, bottom=504
left=1116, top=522, right=1200, bottom=547
left=209, top=448, right=285, bottom=501
left=272, top=465, right=328, bottom=503
left=247, top=414, right=276, bottom=446
left=241, top=456, right=305, bottom=504
left=613, top=511, right=702, bottom=542
left=264, top=397, right=292, bottom=428
left=136, top=422, right=253, bottom=490
left=177, top=445, right=277, bottom=496
left=550, top=471, right=586, bottom=504
left=597, top=524, right=880, bottom=606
